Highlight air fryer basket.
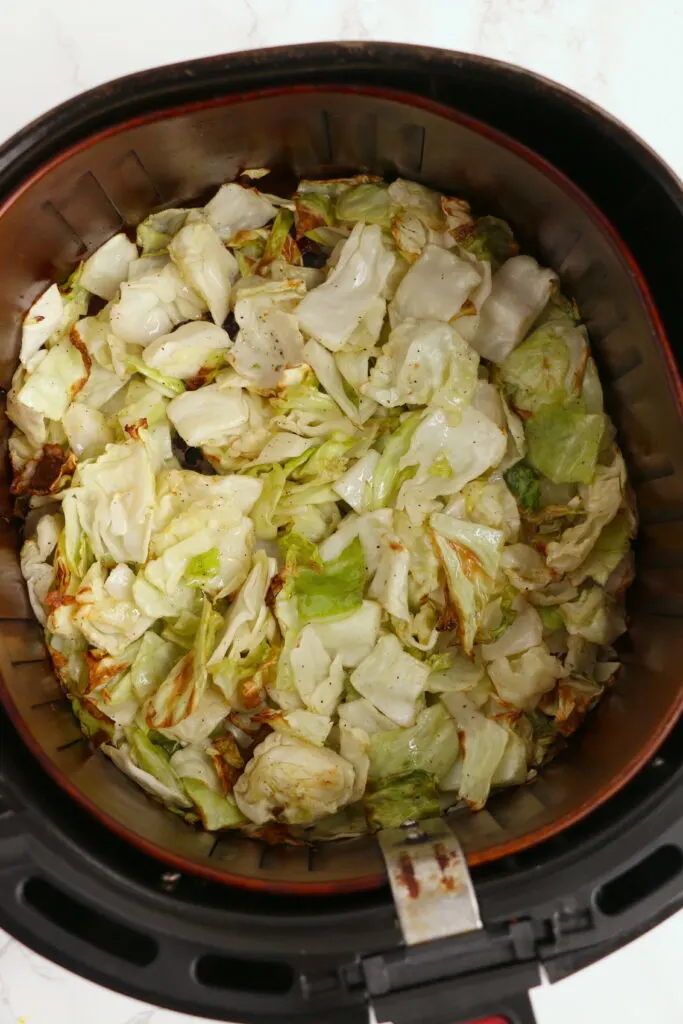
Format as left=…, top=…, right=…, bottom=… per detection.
left=1, top=44, right=683, bottom=1024
left=1, top=76, right=683, bottom=897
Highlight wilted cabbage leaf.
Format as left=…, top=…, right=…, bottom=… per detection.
left=233, top=732, right=355, bottom=825
left=364, top=770, right=441, bottom=830
left=296, top=223, right=395, bottom=351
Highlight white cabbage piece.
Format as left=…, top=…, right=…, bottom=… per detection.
left=499, top=395, right=527, bottom=473
left=296, top=223, right=395, bottom=351
left=16, top=339, right=89, bottom=420
left=463, top=478, right=520, bottom=543
left=581, top=355, right=604, bottom=414
left=430, top=513, right=505, bottom=654
left=130, top=631, right=183, bottom=702
left=7, top=367, right=47, bottom=448
left=570, top=510, right=633, bottom=588
left=426, top=651, right=486, bottom=693
left=62, top=403, right=114, bottom=458
left=339, top=721, right=371, bottom=801
left=363, top=319, right=479, bottom=410
left=20, top=284, right=64, bottom=366
left=350, top=633, right=430, bottom=726
left=367, top=539, right=411, bottom=621
left=498, top=318, right=589, bottom=415
left=201, top=391, right=273, bottom=470
left=74, top=437, right=155, bottom=564
left=204, top=183, right=277, bottom=240
left=289, top=624, right=344, bottom=715
left=368, top=704, right=460, bottom=783
left=74, top=362, right=128, bottom=410
left=270, top=368, right=356, bottom=438
left=161, top=688, right=231, bottom=745
left=230, top=278, right=307, bottom=388
left=233, top=732, right=355, bottom=825
left=338, top=698, right=398, bottom=734
left=392, top=601, right=440, bottom=654
left=116, top=378, right=168, bottom=435
left=154, top=469, right=262, bottom=529
left=473, top=256, right=557, bottom=363
left=318, top=509, right=394, bottom=575
left=440, top=692, right=509, bottom=809
left=209, top=550, right=277, bottom=666
left=303, top=339, right=376, bottom=426
left=331, top=451, right=379, bottom=515
left=247, top=431, right=314, bottom=468
left=132, top=575, right=195, bottom=619
left=142, top=321, right=232, bottom=380
left=308, top=600, right=382, bottom=667
left=20, top=514, right=60, bottom=624
left=144, top=497, right=254, bottom=604
left=390, top=244, right=483, bottom=323
left=488, top=645, right=565, bottom=710
left=136, top=209, right=189, bottom=253
left=274, top=708, right=333, bottom=746
left=109, top=264, right=206, bottom=345
left=560, top=586, right=626, bottom=645
left=103, top=742, right=191, bottom=809
left=170, top=744, right=221, bottom=790
left=481, top=600, right=543, bottom=661
left=501, top=543, right=553, bottom=591
left=546, top=455, right=626, bottom=573
left=73, top=310, right=136, bottom=377
left=471, top=380, right=505, bottom=427
left=388, top=179, right=445, bottom=227
left=397, top=407, right=507, bottom=522
left=166, top=384, right=251, bottom=446
left=128, top=253, right=170, bottom=280
left=144, top=598, right=216, bottom=728
left=169, top=220, right=238, bottom=326
left=80, top=233, right=138, bottom=300
left=73, top=562, right=156, bottom=656
left=87, top=667, right=140, bottom=727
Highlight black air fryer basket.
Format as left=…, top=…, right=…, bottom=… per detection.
left=1, top=43, right=683, bottom=1024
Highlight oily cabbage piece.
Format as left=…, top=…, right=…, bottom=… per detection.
left=12, top=172, right=634, bottom=839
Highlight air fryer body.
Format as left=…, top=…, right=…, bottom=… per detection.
left=1, top=44, right=683, bottom=1024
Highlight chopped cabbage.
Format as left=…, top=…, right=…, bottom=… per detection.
left=363, top=319, right=479, bottom=410
left=169, top=220, right=238, bottom=327
left=441, top=693, right=510, bottom=808
left=363, top=770, right=441, bottom=830
left=473, top=255, right=557, bottom=363
left=296, top=223, right=395, bottom=351
left=205, top=183, right=277, bottom=240
left=16, top=338, right=90, bottom=420
left=20, top=284, right=64, bottom=365
left=81, top=233, right=138, bottom=300
left=233, top=732, right=355, bottom=825
left=350, top=634, right=430, bottom=726
left=526, top=405, right=604, bottom=484
left=391, top=244, right=483, bottom=323
left=142, top=321, right=232, bottom=380
left=368, top=704, right=460, bottom=782
left=430, top=514, right=505, bottom=654
left=12, top=172, right=633, bottom=836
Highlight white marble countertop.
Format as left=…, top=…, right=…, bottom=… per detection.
left=2, top=1, right=683, bottom=1022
